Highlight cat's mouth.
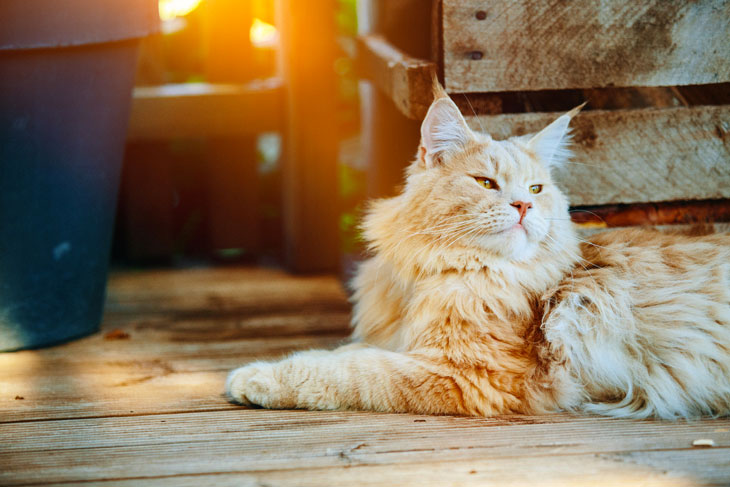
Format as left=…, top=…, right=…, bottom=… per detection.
left=493, top=221, right=527, bottom=236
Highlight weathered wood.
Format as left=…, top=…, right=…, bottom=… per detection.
left=277, top=0, right=341, bottom=272
left=467, top=105, right=730, bottom=206
left=569, top=200, right=730, bottom=227
left=127, top=80, right=283, bottom=140
left=9, top=453, right=730, bottom=487
left=4, top=409, right=728, bottom=455
left=0, top=335, right=347, bottom=423
left=358, top=34, right=438, bottom=120
left=104, top=267, right=348, bottom=318
left=2, top=409, right=728, bottom=485
left=442, top=0, right=730, bottom=92
left=0, top=268, right=351, bottom=422
left=24, top=450, right=730, bottom=487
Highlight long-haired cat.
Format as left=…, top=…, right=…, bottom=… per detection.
left=227, top=85, right=730, bottom=419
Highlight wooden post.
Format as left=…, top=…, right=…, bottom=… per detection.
left=203, top=0, right=260, bottom=260
left=364, top=0, right=433, bottom=199
left=277, top=0, right=340, bottom=272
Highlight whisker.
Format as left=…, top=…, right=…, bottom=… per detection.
left=572, top=239, right=613, bottom=251
left=462, top=94, right=485, bottom=133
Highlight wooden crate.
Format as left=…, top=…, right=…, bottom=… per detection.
left=358, top=0, right=730, bottom=222
left=441, top=0, right=730, bottom=93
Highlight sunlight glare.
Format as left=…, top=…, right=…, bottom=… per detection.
left=250, top=18, right=279, bottom=48
left=158, top=0, right=203, bottom=22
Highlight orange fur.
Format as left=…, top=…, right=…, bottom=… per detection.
left=227, top=86, right=730, bottom=419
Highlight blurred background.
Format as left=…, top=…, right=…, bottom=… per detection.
left=117, top=0, right=364, bottom=272
left=115, top=0, right=730, bottom=275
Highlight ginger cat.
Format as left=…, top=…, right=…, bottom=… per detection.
left=227, top=86, right=730, bottom=419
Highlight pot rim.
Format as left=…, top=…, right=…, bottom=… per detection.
left=0, top=0, right=160, bottom=50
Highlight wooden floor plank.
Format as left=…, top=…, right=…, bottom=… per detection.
left=1, top=408, right=728, bottom=485
left=5, top=448, right=730, bottom=486
left=0, top=268, right=351, bottom=422
left=36, top=450, right=730, bottom=487
left=0, top=337, right=347, bottom=423
left=3, top=409, right=728, bottom=454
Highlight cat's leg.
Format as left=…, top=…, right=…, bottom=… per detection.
left=226, top=346, right=477, bottom=415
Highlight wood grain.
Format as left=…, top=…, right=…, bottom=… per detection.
left=358, top=34, right=438, bottom=120
left=442, top=0, right=730, bottom=92
left=27, top=451, right=730, bottom=487
left=127, top=79, right=283, bottom=140
left=2, top=409, right=728, bottom=485
left=467, top=105, right=730, bottom=206
left=0, top=268, right=350, bottom=422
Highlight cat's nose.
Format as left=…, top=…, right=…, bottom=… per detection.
left=510, top=200, right=533, bottom=223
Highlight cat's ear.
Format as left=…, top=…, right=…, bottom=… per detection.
left=528, top=103, right=585, bottom=169
left=419, top=96, right=473, bottom=168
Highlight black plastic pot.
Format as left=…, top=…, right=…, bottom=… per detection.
left=0, top=0, right=159, bottom=351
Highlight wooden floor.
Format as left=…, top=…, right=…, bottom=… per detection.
left=2, top=267, right=729, bottom=486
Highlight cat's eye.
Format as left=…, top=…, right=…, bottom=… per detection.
left=530, top=184, right=543, bottom=194
left=474, top=177, right=498, bottom=190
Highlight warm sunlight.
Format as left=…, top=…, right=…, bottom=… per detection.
left=158, top=0, right=203, bottom=21
left=250, top=18, right=279, bottom=48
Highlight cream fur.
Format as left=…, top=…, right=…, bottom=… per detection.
left=227, top=90, right=730, bottom=419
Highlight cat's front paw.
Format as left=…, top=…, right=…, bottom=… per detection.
left=225, top=362, right=292, bottom=408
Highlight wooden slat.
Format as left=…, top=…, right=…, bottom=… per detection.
left=442, top=0, right=730, bottom=93
left=468, top=105, right=730, bottom=206
left=1, top=409, right=728, bottom=485
left=9, top=454, right=730, bottom=487
left=23, top=451, right=730, bottom=487
left=569, top=200, right=730, bottom=227
left=127, top=79, right=283, bottom=140
left=357, top=34, right=438, bottom=120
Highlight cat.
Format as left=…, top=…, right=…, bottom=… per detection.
left=226, top=84, right=730, bottom=419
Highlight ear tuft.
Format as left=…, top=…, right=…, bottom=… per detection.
left=431, top=75, right=449, bottom=101
left=528, top=103, right=585, bottom=169
left=420, top=94, right=472, bottom=167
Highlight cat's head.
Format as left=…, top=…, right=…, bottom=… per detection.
left=394, top=89, right=580, bottom=262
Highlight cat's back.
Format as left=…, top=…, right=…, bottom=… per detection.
left=580, top=227, right=730, bottom=288
left=543, top=227, right=730, bottom=418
